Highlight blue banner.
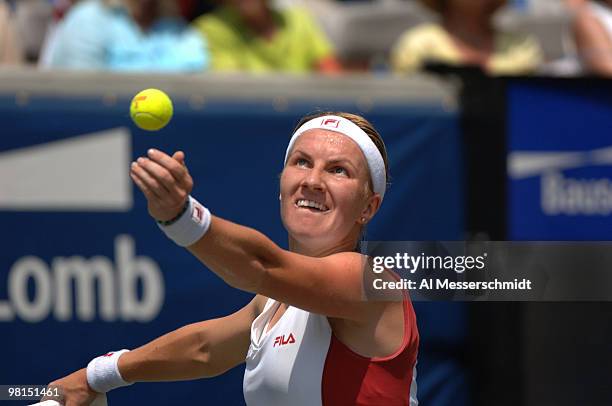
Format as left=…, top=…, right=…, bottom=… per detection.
left=507, top=80, right=612, bottom=240
left=0, top=95, right=464, bottom=405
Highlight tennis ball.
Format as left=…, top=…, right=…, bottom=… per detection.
left=130, top=88, right=173, bottom=131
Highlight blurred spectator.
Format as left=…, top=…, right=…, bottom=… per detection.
left=178, top=0, right=214, bottom=21
left=391, top=0, right=542, bottom=75
left=192, top=0, right=342, bottom=73
left=569, top=0, right=612, bottom=76
left=41, top=0, right=209, bottom=71
left=0, top=0, right=24, bottom=64
left=50, top=0, right=80, bottom=20
left=13, top=0, right=55, bottom=63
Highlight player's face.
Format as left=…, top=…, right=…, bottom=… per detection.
left=280, top=130, right=377, bottom=254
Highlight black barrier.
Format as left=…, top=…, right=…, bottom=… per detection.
left=454, top=71, right=612, bottom=406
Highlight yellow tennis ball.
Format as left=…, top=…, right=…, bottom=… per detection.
left=130, top=88, right=173, bottom=131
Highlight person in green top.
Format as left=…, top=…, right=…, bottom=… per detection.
left=192, top=0, right=342, bottom=73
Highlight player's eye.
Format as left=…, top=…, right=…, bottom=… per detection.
left=330, top=166, right=348, bottom=176
left=296, top=158, right=309, bottom=167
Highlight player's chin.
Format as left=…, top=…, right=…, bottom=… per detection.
left=290, top=230, right=331, bottom=249
left=286, top=219, right=328, bottom=238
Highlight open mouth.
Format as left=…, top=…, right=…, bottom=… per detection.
left=295, top=199, right=329, bottom=213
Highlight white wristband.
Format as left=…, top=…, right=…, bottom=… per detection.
left=158, top=195, right=212, bottom=247
left=86, top=349, right=133, bottom=394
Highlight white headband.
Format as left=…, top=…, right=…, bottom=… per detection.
left=284, top=115, right=386, bottom=199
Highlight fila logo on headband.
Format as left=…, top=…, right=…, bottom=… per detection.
left=321, top=118, right=341, bottom=128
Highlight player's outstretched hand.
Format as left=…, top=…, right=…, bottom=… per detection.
left=130, top=149, right=193, bottom=222
left=44, top=368, right=98, bottom=406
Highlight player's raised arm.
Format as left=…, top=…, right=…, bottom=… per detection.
left=130, top=113, right=392, bottom=322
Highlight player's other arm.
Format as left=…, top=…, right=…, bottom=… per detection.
left=119, top=295, right=260, bottom=381
left=47, top=296, right=261, bottom=403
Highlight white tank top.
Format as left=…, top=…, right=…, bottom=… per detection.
left=243, top=298, right=419, bottom=406
left=243, top=299, right=332, bottom=406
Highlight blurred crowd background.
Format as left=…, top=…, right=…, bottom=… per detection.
left=1, top=0, right=612, bottom=76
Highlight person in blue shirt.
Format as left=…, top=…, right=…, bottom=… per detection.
left=42, top=0, right=209, bottom=72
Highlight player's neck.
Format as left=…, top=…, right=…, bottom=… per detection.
left=288, top=235, right=359, bottom=258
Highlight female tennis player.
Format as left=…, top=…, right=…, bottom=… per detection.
left=46, top=111, right=419, bottom=405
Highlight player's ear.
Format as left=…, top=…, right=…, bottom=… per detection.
left=360, top=193, right=381, bottom=224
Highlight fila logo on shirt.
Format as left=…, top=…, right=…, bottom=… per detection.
left=273, top=333, right=296, bottom=347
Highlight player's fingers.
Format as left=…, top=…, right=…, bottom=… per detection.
left=170, top=151, right=192, bottom=187
left=131, top=160, right=166, bottom=199
left=149, top=149, right=190, bottom=185
left=136, top=157, right=186, bottom=201
left=147, top=149, right=190, bottom=186
left=172, top=150, right=186, bottom=167
left=130, top=167, right=159, bottom=201
left=172, top=151, right=193, bottom=190
left=130, top=169, right=157, bottom=201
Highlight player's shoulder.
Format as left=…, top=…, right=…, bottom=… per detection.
left=326, top=251, right=368, bottom=265
left=308, top=251, right=370, bottom=281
